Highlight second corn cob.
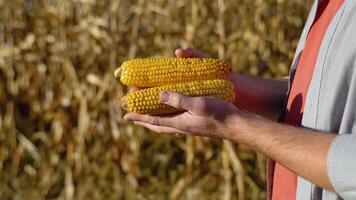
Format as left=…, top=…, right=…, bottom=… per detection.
left=115, top=57, right=231, bottom=87
left=120, top=79, right=234, bottom=115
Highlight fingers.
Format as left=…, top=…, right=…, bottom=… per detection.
left=128, top=86, right=141, bottom=92
left=175, top=47, right=207, bottom=58
left=160, top=91, right=195, bottom=111
left=133, top=121, right=186, bottom=134
left=124, top=112, right=178, bottom=128
left=159, top=91, right=212, bottom=115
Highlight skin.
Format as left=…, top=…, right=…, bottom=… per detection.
left=123, top=47, right=336, bottom=191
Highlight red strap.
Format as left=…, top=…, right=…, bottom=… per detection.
left=271, top=0, right=344, bottom=199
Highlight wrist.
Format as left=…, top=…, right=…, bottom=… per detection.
left=222, top=109, right=261, bottom=147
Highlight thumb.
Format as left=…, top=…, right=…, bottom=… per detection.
left=160, top=91, right=194, bottom=111
left=174, top=47, right=207, bottom=58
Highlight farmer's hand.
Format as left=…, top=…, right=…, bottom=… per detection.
left=124, top=47, right=240, bottom=138
left=174, top=47, right=207, bottom=58
left=124, top=91, right=240, bottom=138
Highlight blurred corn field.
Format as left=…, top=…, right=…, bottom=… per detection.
left=0, top=0, right=312, bottom=199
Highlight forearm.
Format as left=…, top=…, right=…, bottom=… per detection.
left=227, top=73, right=288, bottom=120
left=225, top=111, right=336, bottom=191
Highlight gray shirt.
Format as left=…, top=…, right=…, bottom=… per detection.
left=280, top=0, right=356, bottom=199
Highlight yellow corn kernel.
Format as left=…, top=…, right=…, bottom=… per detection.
left=119, top=79, right=234, bottom=115
left=115, top=57, right=231, bottom=87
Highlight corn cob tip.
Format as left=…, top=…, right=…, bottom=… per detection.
left=117, top=98, right=128, bottom=110
left=114, top=67, right=122, bottom=78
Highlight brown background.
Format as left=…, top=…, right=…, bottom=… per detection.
left=0, top=0, right=312, bottom=199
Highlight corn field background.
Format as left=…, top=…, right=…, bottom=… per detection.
left=0, top=0, right=312, bottom=199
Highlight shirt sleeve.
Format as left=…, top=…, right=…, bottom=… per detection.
left=327, top=133, right=356, bottom=199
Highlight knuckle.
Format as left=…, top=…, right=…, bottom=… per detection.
left=178, top=117, right=190, bottom=131
left=171, top=95, right=184, bottom=109
left=150, top=117, right=160, bottom=126
left=196, top=97, right=208, bottom=110
left=194, top=97, right=216, bottom=115
left=176, top=97, right=184, bottom=108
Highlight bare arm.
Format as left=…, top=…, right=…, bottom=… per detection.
left=124, top=93, right=335, bottom=191
left=229, top=111, right=335, bottom=191
left=123, top=48, right=335, bottom=191
left=228, top=73, right=288, bottom=120
left=175, top=47, right=289, bottom=120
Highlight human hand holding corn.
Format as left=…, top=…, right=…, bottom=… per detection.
left=118, top=48, right=240, bottom=137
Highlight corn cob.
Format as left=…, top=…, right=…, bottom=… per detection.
left=115, top=57, right=231, bottom=87
left=120, top=79, right=234, bottom=115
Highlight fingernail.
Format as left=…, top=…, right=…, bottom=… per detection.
left=160, top=91, right=171, bottom=103
left=175, top=49, right=183, bottom=57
